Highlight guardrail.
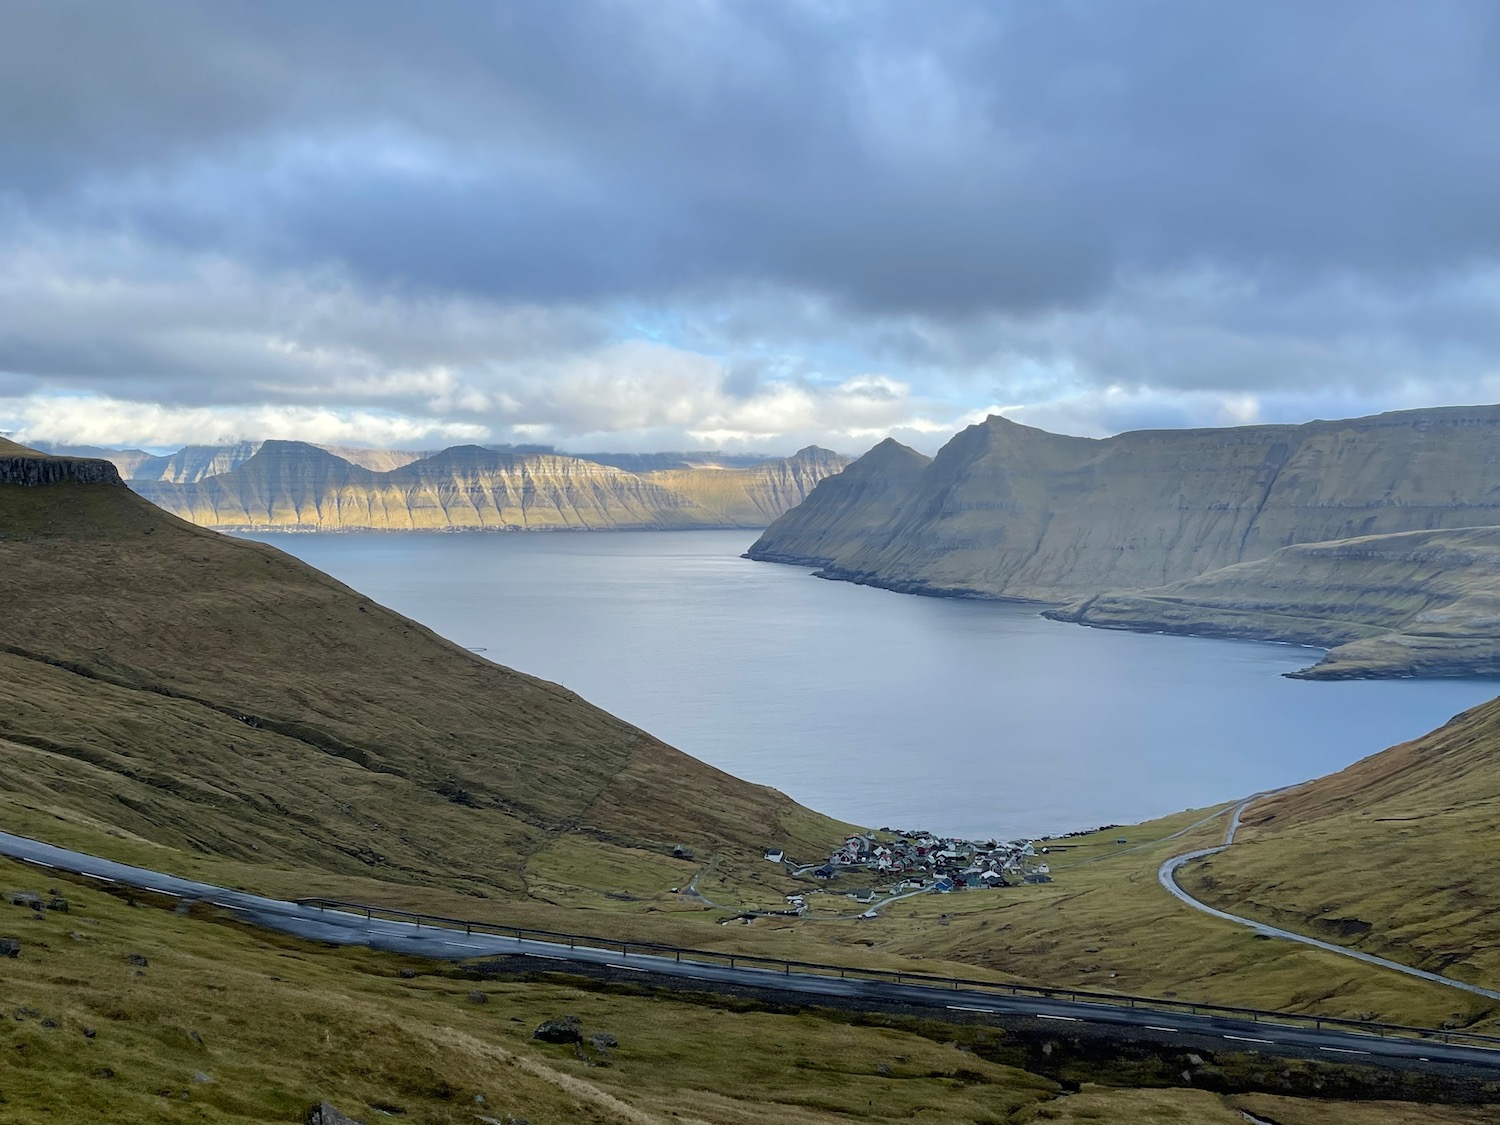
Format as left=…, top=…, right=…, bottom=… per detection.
left=296, top=896, right=1500, bottom=1051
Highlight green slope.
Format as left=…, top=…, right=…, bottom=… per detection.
left=0, top=449, right=846, bottom=918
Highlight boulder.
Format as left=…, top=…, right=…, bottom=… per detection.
left=305, top=1103, right=367, bottom=1125
left=533, top=1015, right=583, bottom=1044
left=0, top=938, right=19, bottom=958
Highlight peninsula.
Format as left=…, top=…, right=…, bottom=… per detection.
left=748, top=405, right=1500, bottom=677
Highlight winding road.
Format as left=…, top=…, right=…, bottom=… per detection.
left=3, top=828, right=1499, bottom=1071
left=1158, top=795, right=1500, bottom=1001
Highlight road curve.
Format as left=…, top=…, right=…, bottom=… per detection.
left=1159, top=796, right=1500, bottom=1002
left=3, top=829, right=1498, bottom=1070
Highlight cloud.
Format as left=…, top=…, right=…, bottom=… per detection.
left=7, top=395, right=487, bottom=450
left=1, top=2, right=1498, bottom=452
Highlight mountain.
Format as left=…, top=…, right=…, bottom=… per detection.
left=1178, top=694, right=1500, bottom=990
left=31, top=439, right=431, bottom=482
left=639, top=445, right=853, bottom=527
left=748, top=406, right=1500, bottom=672
left=745, top=438, right=933, bottom=565
left=130, top=440, right=849, bottom=531
left=1047, top=526, right=1500, bottom=679
left=29, top=439, right=266, bottom=482
left=0, top=440, right=845, bottom=907
left=23, top=439, right=160, bottom=479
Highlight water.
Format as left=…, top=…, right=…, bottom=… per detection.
left=245, top=530, right=1498, bottom=840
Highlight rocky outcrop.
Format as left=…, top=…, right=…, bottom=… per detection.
left=130, top=441, right=847, bottom=531
left=305, top=1103, right=367, bottom=1125
left=744, top=438, right=931, bottom=565
left=0, top=442, right=124, bottom=488
left=31, top=440, right=427, bottom=482
left=755, top=406, right=1500, bottom=600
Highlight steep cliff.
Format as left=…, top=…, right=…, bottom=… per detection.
left=1048, top=526, right=1500, bottom=678
left=0, top=439, right=845, bottom=905
left=130, top=440, right=705, bottom=530
left=642, top=446, right=852, bottom=527
left=756, top=406, right=1500, bottom=601
left=0, top=439, right=123, bottom=487
left=129, top=441, right=847, bottom=531
left=745, top=438, right=933, bottom=565
left=31, top=440, right=431, bottom=481
left=24, top=440, right=158, bottom=479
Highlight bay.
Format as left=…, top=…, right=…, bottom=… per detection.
left=245, top=530, right=1498, bottom=840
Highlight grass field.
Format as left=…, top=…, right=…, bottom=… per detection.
left=3, top=856, right=1496, bottom=1125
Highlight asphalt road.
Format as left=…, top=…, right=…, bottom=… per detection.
left=3, top=829, right=1498, bottom=1072
left=1158, top=797, right=1500, bottom=1002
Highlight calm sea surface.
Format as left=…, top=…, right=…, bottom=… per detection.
left=246, top=531, right=1498, bottom=840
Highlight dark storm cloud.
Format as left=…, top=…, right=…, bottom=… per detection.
left=4, top=0, right=1494, bottom=318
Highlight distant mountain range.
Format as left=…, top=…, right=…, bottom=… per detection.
left=749, top=404, right=1500, bottom=679
left=28, top=439, right=850, bottom=531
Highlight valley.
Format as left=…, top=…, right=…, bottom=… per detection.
left=6, top=438, right=1500, bottom=1122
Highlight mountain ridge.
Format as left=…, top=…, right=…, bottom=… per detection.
left=117, top=440, right=850, bottom=531
left=748, top=404, right=1500, bottom=675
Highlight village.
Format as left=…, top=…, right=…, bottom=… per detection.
left=765, top=828, right=1055, bottom=916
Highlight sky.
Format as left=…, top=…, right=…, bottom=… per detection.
left=1, top=1, right=1497, bottom=456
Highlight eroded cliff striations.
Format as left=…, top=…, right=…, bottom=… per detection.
left=0, top=439, right=124, bottom=488
left=130, top=441, right=848, bottom=531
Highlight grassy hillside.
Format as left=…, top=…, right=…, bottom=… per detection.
left=3, top=856, right=1494, bottom=1125
left=1048, top=526, right=1500, bottom=678
left=0, top=459, right=846, bottom=923
left=1178, top=696, right=1500, bottom=989
left=7, top=440, right=1500, bottom=1038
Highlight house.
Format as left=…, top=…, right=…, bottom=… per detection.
left=933, top=877, right=955, bottom=893
left=763, top=849, right=785, bottom=864
left=848, top=888, right=875, bottom=903
left=1023, top=872, right=1052, bottom=884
